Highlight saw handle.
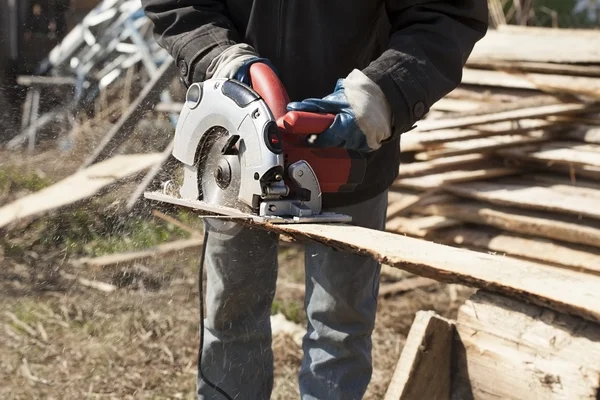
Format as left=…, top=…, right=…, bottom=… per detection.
left=249, top=63, right=335, bottom=135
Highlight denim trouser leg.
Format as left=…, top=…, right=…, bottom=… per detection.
left=299, top=190, right=388, bottom=400
left=198, top=222, right=279, bottom=400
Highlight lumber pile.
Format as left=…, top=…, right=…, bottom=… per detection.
left=387, top=25, right=600, bottom=278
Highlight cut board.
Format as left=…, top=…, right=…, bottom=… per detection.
left=445, top=180, right=600, bottom=220
left=146, top=193, right=600, bottom=323
left=420, top=200, right=600, bottom=249
left=0, top=153, right=163, bottom=229
left=415, top=103, right=590, bottom=132
left=468, top=26, right=600, bottom=64
left=501, top=141, right=600, bottom=168
left=430, top=227, right=600, bottom=275
left=462, top=68, right=600, bottom=95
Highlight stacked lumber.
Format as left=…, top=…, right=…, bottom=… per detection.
left=387, top=25, right=600, bottom=277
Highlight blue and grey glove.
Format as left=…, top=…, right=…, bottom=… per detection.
left=204, top=43, right=277, bottom=86
left=287, top=69, right=393, bottom=152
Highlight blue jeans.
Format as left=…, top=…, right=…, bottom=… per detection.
left=198, top=190, right=388, bottom=399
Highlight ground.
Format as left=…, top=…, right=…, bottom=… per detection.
left=0, top=150, right=475, bottom=399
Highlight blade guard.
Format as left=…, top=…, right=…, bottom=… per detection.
left=248, top=63, right=365, bottom=193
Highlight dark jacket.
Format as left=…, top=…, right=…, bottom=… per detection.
left=141, top=0, right=488, bottom=208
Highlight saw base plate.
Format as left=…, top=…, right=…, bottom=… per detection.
left=144, top=191, right=353, bottom=224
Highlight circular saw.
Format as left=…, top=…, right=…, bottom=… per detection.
left=145, top=63, right=367, bottom=225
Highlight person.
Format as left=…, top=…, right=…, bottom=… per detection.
left=141, top=1, right=488, bottom=399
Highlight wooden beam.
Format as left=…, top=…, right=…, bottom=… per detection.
left=415, top=103, right=593, bottom=132
left=0, top=154, right=163, bottom=230
left=81, top=58, right=176, bottom=168
left=429, top=226, right=600, bottom=275
left=384, top=311, right=452, bottom=400
left=394, top=167, right=520, bottom=190
left=444, top=179, right=600, bottom=220
left=500, top=141, right=600, bottom=169
left=468, top=26, right=600, bottom=64
left=461, top=68, right=600, bottom=96
left=466, top=60, right=600, bottom=78
left=452, top=291, right=600, bottom=399
left=146, top=193, right=600, bottom=322
left=420, top=200, right=600, bottom=249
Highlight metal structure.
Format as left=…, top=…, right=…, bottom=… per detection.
left=6, top=0, right=178, bottom=154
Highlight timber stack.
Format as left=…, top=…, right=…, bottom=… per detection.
left=387, top=25, right=600, bottom=278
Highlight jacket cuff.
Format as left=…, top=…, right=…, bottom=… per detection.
left=363, top=63, right=428, bottom=135
left=174, top=32, right=237, bottom=86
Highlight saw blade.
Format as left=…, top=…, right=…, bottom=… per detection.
left=198, top=127, right=252, bottom=234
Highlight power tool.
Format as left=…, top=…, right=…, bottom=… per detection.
left=144, top=62, right=366, bottom=225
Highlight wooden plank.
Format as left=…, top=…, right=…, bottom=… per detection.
left=430, top=227, right=600, bottom=275
left=462, top=68, right=600, bottom=95
left=430, top=98, right=483, bottom=113
left=466, top=60, right=600, bottom=78
left=445, top=180, right=600, bottom=220
left=415, top=103, right=592, bottom=132
left=384, top=311, right=452, bottom=400
left=394, top=167, right=520, bottom=190
left=452, top=291, right=600, bottom=400
left=386, top=215, right=460, bottom=237
left=458, top=291, right=600, bottom=365
left=0, top=154, right=163, bottom=229
left=420, top=200, right=600, bottom=249
left=468, top=26, right=600, bottom=64
left=81, top=58, right=176, bottom=168
left=564, top=126, right=600, bottom=144
left=150, top=194, right=600, bottom=322
left=500, top=141, right=600, bottom=168
left=405, top=119, right=556, bottom=146
left=415, top=133, right=550, bottom=160
left=398, top=154, right=486, bottom=177
left=71, top=238, right=204, bottom=269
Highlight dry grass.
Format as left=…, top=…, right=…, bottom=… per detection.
left=0, top=240, right=474, bottom=400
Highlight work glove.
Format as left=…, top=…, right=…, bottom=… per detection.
left=287, top=69, right=393, bottom=152
left=204, top=43, right=277, bottom=86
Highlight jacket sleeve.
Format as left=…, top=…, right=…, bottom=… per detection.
left=141, top=0, right=242, bottom=86
left=362, top=0, right=488, bottom=135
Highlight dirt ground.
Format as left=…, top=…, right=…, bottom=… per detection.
left=0, top=234, right=475, bottom=400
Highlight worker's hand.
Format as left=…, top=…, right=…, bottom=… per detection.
left=287, top=69, right=392, bottom=152
left=204, top=43, right=278, bottom=87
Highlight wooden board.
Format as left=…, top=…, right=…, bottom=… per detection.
left=462, top=68, right=600, bottom=95
left=72, top=238, right=204, bottom=269
left=414, top=133, right=549, bottom=160
left=393, top=167, right=520, bottom=190
left=501, top=141, right=600, bottom=168
left=420, top=200, right=600, bottom=249
left=386, top=215, right=460, bottom=238
left=564, top=126, right=600, bottom=144
left=384, top=311, right=452, bottom=400
left=0, top=154, right=163, bottom=229
left=258, top=222, right=600, bottom=323
left=150, top=193, right=600, bottom=323
left=415, top=103, right=590, bottom=132
left=452, top=291, right=600, bottom=400
left=468, top=27, right=600, bottom=64
left=430, top=227, right=600, bottom=275
left=445, top=180, right=600, bottom=220
left=466, top=60, right=600, bottom=78
left=403, top=119, right=555, bottom=148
